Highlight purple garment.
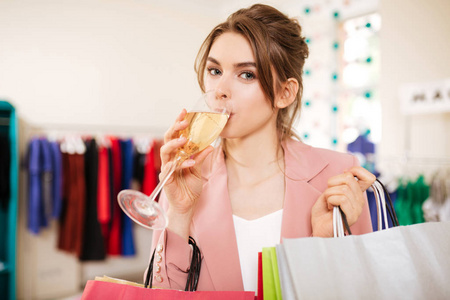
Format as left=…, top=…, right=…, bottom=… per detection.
left=49, top=141, right=63, bottom=219
left=28, top=138, right=42, bottom=234
left=347, top=135, right=375, bottom=154
left=39, top=138, right=52, bottom=223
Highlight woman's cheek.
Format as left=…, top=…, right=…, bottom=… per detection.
left=203, top=77, right=218, bottom=92
left=220, top=116, right=239, bottom=138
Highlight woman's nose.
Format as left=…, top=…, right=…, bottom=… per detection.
left=215, top=88, right=231, bottom=100
left=215, top=74, right=232, bottom=100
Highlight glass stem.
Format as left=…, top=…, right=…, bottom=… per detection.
left=147, top=156, right=183, bottom=202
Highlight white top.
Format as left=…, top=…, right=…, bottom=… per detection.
left=232, top=209, right=283, bottom=293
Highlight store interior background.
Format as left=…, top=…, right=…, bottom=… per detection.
left=0, top=0, right=449, bottom=298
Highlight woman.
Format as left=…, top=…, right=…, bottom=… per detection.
left=149, top=4, right=374, bottom=292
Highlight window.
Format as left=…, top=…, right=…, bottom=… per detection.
left=337, top=13, right=381, bottom=171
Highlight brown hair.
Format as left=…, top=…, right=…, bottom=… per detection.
left=195, top=4, right=309, bottom=141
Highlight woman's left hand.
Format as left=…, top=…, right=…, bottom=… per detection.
left=311, top=166, right=376, bottom=237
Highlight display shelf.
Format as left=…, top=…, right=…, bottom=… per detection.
left=0, top=101, right=18, bottom=300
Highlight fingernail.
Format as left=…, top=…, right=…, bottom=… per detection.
left=186, top=160, right=195, bottom=166
left=178, top=136, right=186, bottom=142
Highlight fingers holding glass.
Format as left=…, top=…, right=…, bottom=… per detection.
left=160, top=136, right=187, bottom=166
left=164, top=109, right=188, bottom=144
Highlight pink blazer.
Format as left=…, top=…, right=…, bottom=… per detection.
left=149, top=138, right=373, bottom=291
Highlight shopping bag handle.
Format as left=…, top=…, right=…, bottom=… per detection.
left=375, top=179, right=399, bottom=227
left=333, top=179, right=399, bottom=238
left=144, top=236, right=202, bottom=291
left=372, top=179, right=399, bottom=230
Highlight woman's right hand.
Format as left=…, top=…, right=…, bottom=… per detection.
left=160, top=109, right=214, bottom=218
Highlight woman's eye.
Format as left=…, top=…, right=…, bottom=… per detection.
left=207, top=68, right=222, bottom=76
left=239, top=72, right=256, bottom=80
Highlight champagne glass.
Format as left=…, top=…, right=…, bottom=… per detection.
left=118, top=90, right=232, bottom=229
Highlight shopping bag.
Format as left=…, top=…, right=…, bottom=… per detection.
left=81, top=279, right=256, bottom=300
left=257, top=252, right=263, bottom=300
left=275, top=245, right=295, bottom=300
left=261, top=247, right=282, bottom=300
left=280, top=221, right=450, bottom=299
left=277, top=180, right=450, bottom=299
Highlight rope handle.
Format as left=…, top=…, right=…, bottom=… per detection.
left=144, top=236, right=202, bottom=291
left=333, top=179, right=399, bottom=238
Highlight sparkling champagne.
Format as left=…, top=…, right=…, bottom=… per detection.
left=177, top=111, right=229, bottom=159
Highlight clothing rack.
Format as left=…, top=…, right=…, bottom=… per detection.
left=376, top=155, right=450, bottom=190
left=378, top=155, right=450, bottom=165
left=23, top=121, right=167, bottom=137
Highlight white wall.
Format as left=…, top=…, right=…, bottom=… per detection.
left=378, top=0, right=450, bottom=172
left=0, top=0, right=219, bottom=130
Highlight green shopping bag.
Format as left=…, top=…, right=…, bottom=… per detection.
left=262, top=247, right=282, bottom=300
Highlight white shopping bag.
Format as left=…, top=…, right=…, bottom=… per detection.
left=280, top=221, right=450, bottom=299
left=277, top=181, right=450, bottom=299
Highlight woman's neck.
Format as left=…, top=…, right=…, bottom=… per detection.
left=223, top=128, right=284, bottom=174
left=224, top=127, right=286, bottom=219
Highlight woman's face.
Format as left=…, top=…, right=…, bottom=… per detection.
left=204, top=32, right=277, bottom=140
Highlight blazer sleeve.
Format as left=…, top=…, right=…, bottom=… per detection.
left=349, top=155, right=373, bottom=235
left=144, top=192, right=193, bottom=290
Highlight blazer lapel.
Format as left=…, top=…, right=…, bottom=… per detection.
left=281, top=139, right=330, bottom=239
left=192, top=150, right=243, bottom=291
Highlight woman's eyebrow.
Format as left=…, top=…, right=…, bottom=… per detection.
left=207, top=57, right=256, bottom=68
left=234, top=62, right=256, bottom=68
left=207, top=57, right=220, bottom=65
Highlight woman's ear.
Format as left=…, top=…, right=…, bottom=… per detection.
left=276, top=78, right=299, bottom=109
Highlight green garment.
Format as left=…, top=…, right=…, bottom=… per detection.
left=394, top=175, right=430, bottom=226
